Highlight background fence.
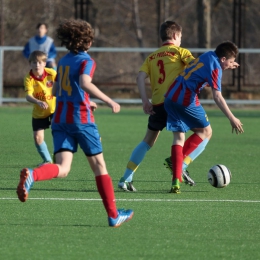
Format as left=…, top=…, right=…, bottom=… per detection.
left=1, top=46, right=260, bottom=105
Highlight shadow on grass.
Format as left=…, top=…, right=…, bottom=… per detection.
left=0, top=223, right=104, bottom=228
left=0, top=187, right=98, bottom=193
left=114, top=189, right=209, bottom=194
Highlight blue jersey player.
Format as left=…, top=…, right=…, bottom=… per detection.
left=16, top=19, right=134, bottom=227
left=164, top=41, right=244, bottom=193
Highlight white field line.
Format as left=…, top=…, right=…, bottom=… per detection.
left=0, top=198, right=260, bottom=203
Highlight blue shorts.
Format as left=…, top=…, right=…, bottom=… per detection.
left=52, top=123, right=102, bottom=156
left=164, top=98, right=210, bottom=133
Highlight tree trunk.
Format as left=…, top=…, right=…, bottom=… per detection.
left=197, top=0, right=211, bottom=48
left=133, top=0, right=146, bottom=60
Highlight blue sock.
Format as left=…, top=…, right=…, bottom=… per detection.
left=183, top=138, right=209, bottom=170
left=36, top=141, right=52, bottom=162
left=123, top=141, right=151, bottom=182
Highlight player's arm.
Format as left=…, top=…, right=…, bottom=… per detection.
left=24, top=77, right=48, bottom=109
left=212, top=88, right=243, bottom=134
left=137, top=71, right=154, bottom=115
left=22, top=42, right=30, bottom=59
left=25, top=94, right=48, bottom=109
left=231, top=61, right=239, bottom=69
left=90, top=101, right=97, bottom=111
left=80, top=74, right=120, bottom=113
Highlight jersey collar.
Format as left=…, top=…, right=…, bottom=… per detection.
left=29, top=69, right=47, bottom=81
left=162, top=42, right=175, bottom=46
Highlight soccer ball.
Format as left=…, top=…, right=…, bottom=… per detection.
left=207, top=164, right=232, bottom=188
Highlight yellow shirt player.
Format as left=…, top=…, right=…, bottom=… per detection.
left=118, top=21, right=196, bottom=191
left=24, top=50, right=56, bottom=166
left=139, top=43, right=193, bottom=105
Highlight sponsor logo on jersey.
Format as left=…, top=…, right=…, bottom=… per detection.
left=46, top=80, right=54, bottom=88
left=149, top=51, right=175, bottom=61
left=34, top=90, right=54, bottom=101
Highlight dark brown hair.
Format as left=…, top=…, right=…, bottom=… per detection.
left=160, top=21, right=182, bottom=42
left=215, top=41, right=239, bottom=59
left=56, top=19, right=94, bottom=53
left=36, top=23, right=48, bottom=30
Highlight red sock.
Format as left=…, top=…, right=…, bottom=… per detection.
left=183, top=134, right=203, bottom=158
left=33, top=164, right=59, bottom=181
left=171, top=145, right=183, bottom=182
left=95, top=174, right=118, bottom=218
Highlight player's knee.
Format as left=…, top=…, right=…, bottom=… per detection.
left=204, top=126, right=212, bottom=139
left=57, top=166, right=71, bottom=178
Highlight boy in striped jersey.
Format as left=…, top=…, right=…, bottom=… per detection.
left=17, top=19, right=133, bottom=227
left=164, top=41, right=244, bottom=193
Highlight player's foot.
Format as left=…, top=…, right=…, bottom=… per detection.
left=118, top=177, right=137, bottom=192
left=169, top=178, right=181, bottom=194
left=164, top=157, right=172, bottom=174
left=108, top=209, right=134, bottom=227
left=16, top=168, right=34, bottom=202
left=182, top=169, right=196, bottom=186
left=164, top=157, right=196, bottom=186
left=37, top=161, right=52, bottom=167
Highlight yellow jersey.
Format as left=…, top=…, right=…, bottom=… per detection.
left=139, top=43, right=195, bottom=105
left=24, top=68, right=56, bottom=119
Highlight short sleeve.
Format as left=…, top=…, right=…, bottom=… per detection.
left=180, top=48, right=195, bottom=65
left=24, top=75, right=34, bottom=95
left=79, top=58, right=96, bottom=78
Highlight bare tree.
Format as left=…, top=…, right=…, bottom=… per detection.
left=197, top=0, right=211, bottom=48
left=133, top=0, right=146, bottom=60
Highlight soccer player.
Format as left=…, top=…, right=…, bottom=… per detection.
left=17, top=19, right=134, bottom=227
left=23, top=23, right=57, bottom=70
left=118, top=21, right=196, bottom=192
left=24, top=50, right=56, bottom=166
left=164, top=41, right=244, bottom=193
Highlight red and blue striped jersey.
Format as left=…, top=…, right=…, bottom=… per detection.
left=53, top=51, right=96, bottom=124
left=165, top=51, right=222, bottom=107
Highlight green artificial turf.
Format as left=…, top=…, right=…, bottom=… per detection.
left=0, top=106, right=259, bottom=260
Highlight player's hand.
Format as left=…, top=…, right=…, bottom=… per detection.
left=37, top=101, right=48, bottom=110
left=108, top=100, right=120, bottom=113
left=90, top=101, right=97, bottom=111
left=231, top=62, right=240, bottom=69
left=143, top=101, right=155, bottom=115
left=230, top=117, right=244, bottom=134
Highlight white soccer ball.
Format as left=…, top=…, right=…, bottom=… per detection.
left=207, top=164, right=232, bottom=188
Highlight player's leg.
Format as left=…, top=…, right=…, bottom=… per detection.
left=118, top=128, right=159, bottom=191
left=16, top=151, right=73, bottom=203
left=17, top=124, right=75, bottom=202
left=118, top=103, right=166, bottom=191
left=182, top=125, right=212, bottom=170
left=180, top=105, right=212, bottom=174
left=32, top=117, right=52, bottom=165
left=80, top=124, right=133, bottom=227
left=170, top=131, right=185, bottom=193
left=164, top=98, right=196, bottom=192
left=88, top=154, right=133, bottom=227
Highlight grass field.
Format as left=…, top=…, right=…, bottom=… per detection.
left=0, top=106, right=259, bottom=260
